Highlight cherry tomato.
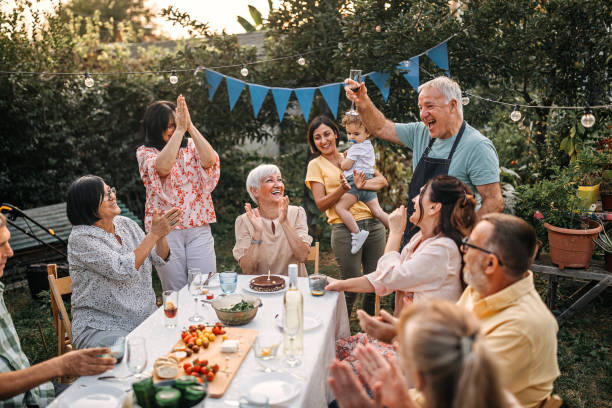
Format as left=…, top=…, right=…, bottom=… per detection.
left=196, top=376, right=203, bottom=383
left=215, top=322, right=223, bottom=327
left=183, top=363, right=192, bottom=371
left=200, top=366, right=209, bottom=374
left=193, top=359, right=200, bottom=366
left=201, top=359, right=208, bottom=367
left=198, top=324, right=205, bottom=330
left=185, top=367, right=192, bottom=375
left=212, top=364, right=219, bottom=373
left=206, top=293, right=214, bottom=300
left=189, top=325, right=196, bottom=331
left=206, top=372, right=215, bottom=382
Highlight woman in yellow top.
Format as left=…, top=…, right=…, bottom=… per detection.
left=305, top=115, right=388, bottom=315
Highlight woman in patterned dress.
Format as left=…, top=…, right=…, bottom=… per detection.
left=67, top=175, right=180, bottom=349
left=137, top=95, right=220, bottom=291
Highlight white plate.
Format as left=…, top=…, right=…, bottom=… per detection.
left=58, top=383, right=125, bottom=408
left=247, top=372, right=301, bottom=405
left=275, top=312, right=321, bottom=331
left=241, top=275, right=288, bottom=295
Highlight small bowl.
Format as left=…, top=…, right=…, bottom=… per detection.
left=210, top=293, right=262, bottom=326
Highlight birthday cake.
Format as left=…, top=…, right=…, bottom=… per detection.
left=249, top=275, right=286, bottom=292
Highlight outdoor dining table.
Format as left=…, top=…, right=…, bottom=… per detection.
left=49, top=275, right=350, bottom=407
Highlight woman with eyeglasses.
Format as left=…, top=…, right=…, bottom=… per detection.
left=137, top=95, right=220, bottom=292
left=66, top=175, right=181, bottom=349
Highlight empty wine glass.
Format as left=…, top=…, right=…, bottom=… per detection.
left=127, top=337, right=147, bottom=378
left=284, top=312, right=301, bottom=368
left=188, top=268, right=204, bottom=322
left=347, top=69, right=362, bottom=116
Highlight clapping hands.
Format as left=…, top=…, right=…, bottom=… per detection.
left=245, top=203, right=264, bottom=234
left=150, top=208, right=181, bottom=239
left=175, top=94, right=192, bottom=133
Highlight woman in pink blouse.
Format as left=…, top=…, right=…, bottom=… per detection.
left=137, top=95, right=220, bottom=291
left=327, top=175, right=476, bottom=312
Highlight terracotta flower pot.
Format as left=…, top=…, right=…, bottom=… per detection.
left=544, top=220, right=603, bottom=270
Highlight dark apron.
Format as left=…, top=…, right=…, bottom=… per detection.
left=401, top=121, right=466, bottom=248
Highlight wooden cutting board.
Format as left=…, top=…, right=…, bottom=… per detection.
left=153, top=327, right=258, bottom=398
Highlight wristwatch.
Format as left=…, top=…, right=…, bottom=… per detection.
left=251, top=239, right=263, bottom=245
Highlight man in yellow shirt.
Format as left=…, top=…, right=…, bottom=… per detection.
left=459, top=213, right=560, bottom=408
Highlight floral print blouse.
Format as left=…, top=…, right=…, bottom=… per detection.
left=136, top=138, right=221, bottom=232
left=68, top=216, right=169, bottom=339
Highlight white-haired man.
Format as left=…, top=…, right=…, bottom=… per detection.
left=345, top=76, right=503, bottom=245
left=0, top=213, right=115, bottom=406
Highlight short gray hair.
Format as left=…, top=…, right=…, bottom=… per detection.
left=418, top=76, right=463, bottom=117
left=246, top=164, right=281, bottom=204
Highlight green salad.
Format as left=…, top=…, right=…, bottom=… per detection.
left=221, top=300, right=254, bottom=312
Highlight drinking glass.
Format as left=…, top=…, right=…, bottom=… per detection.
left=285, top=313, right=301, bottom=367
left=308, top=274, right=327, bottom=296
left=127, top=337, right=147, bottom=378
left=253, top=333, right=282, bottom=361
left=162, top=290, right=179, bottom=328
left=219, top=272, right=238, bottom=294
left=99, top=335, right=125, bottom=364
left=347, top=69, right=362, bottom=116
left=188, top=268, right=204, bottom=322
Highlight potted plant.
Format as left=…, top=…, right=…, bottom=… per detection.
left=571, top=148, right=603, bottom=211
left=516, top=167, right=602, bottom=270
left=594, top=220, right=612, bottom=272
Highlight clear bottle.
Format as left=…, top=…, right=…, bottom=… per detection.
left=283, top=264, right=303, bottom=366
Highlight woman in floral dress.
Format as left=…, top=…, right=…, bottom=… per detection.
left=137, top=95, right=220, bottom=291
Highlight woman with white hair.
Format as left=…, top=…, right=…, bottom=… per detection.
left=233, top=164, right=313, bottom=276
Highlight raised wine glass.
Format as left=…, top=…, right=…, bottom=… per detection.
left=188, top=267, right=204, bottom=322
left=347, top=69, right=362, bottom=116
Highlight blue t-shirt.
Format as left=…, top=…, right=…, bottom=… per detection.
left=395, top=121, right=500, bottom=207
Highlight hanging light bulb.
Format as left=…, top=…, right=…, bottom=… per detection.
left=297, top=55, right=306, bottom=66
left=580, top=106, right=595, bottom=128
left=240, top=65, right=249, bottom=77
left=169, top=71, right=178, bottom=84
left=510, top=105, right=522, bottom=122
left=83, top=72, right=94, bottom=88
left=461, top=91, right=470, bottom=106
left=375, top=25, right=382, bottom=32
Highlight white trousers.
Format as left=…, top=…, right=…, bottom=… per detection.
left=156, top=225, right=216, bottom=291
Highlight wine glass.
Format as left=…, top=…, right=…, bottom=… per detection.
left=347, top=69, right=362, bottom=116
left=126, top=337, right=147, bottom=378
left=284, top=311, right=301, bottom=368
left=188, top=267, right=204, bottom=322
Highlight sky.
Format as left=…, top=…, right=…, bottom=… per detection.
left=148, top=0, right=275, bottom=38
left=2, top=0, right=275, bottom=38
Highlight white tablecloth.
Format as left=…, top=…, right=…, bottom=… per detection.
left=50, top=276, right=350, bottom=407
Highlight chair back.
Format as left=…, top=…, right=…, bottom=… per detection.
left=47, top=264, right=73, bottom=357
left=306, top=242, right=320, bottom=275
left=539, top=394, right=563, bottom=408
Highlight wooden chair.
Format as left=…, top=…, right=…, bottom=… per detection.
left=306, top=242, right=320, bottom=275
left=47, top=264, right=73, bottom=357
left=540, top=394, right=563, bottom=408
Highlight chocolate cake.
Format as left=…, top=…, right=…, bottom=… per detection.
left=249, top=275, right=286, bottom=292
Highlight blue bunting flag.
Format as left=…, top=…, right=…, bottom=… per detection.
left=248, top=84, right=269, bottom=118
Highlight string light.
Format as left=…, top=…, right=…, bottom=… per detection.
left=375, top=26, right=382, bottom=32
left=240, top=65, right=249, bottom=77
left=580, top=105, right=595, bottom=128
left=169, top=71, right=178, bottom=84
left=83, top=72, right=94, bottom=88
left=461, top=91, right=469, bottom=106
left=510, top=105, right=522, bottom=122
left=297, top=55, right=306, bottom=66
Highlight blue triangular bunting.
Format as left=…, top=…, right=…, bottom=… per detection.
left=205, top=69, right=224, bottom=101
left=248, top=84, right=269, bottom=118
left=427, top=41, right=449, bottom=72
left=367, top=72, right=391, bottom=102
left=397, top=56, right=420, bottom=92
left=226, top=77, right=246, bottom=111
left=271, top=88, right=292, bottom=122
left=318, top=83, right=342, bottom=119
left=295, top=87, right=316, bottom=122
